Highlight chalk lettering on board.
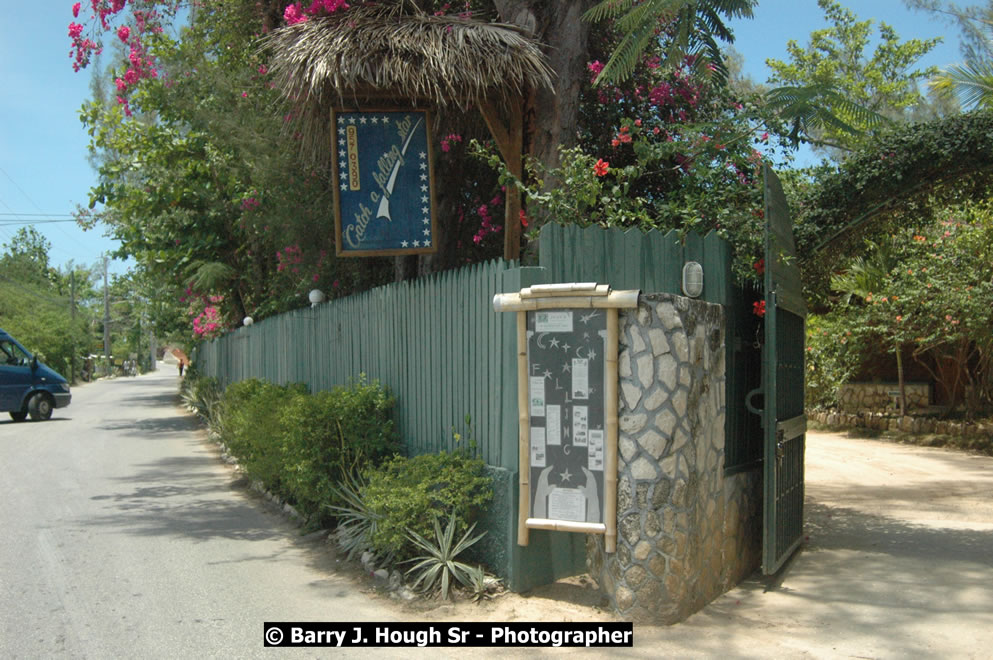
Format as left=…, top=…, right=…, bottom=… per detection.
left=530, top=426, right=546, bottom=468
left=546, top=405, right=562, bottom=445
left=573, top=406, right=588, bottom=446
left=535, top=311, right=574, bottom=333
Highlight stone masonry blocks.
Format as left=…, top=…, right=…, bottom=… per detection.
left=591, top=293, right=761, bottom=624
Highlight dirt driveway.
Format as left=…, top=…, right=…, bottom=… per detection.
left=420, top=430, right=993, bottom=658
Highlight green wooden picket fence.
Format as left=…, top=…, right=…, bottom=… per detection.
left=196, top=222, right=760, bottom=472
left=194, top=223, right=761, bottom=590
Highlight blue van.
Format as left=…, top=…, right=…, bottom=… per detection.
left=0, top=329, right=71, bottom=422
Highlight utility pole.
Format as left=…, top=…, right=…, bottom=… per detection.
left=70, top=270, right=76, bottom=383
left=103, top=257, right=111, bottom=376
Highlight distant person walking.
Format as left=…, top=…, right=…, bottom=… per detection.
left=178, top=360, right=185, bottom=377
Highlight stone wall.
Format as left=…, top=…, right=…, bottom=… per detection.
left=588, top=293, right=761, bottom=624
left=838, top=382, right=931, bottom=412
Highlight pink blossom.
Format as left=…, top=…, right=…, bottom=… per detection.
left=68, top=22, right=83, bottom=39
left=284, top=3, right=307, bottom=24
left=117, top=25, right=130, bottom=43
left=72, top=2, right=81, bottom=18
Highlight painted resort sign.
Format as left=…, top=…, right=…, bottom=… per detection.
left=332, top=110, right=438, bottom=256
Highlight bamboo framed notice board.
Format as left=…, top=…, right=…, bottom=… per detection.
left=493, top=283, right=639, bottom=553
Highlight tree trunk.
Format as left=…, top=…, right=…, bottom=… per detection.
left=493, top=0, right=595, bottom=262
left=895, top=342, right=906, bottom=417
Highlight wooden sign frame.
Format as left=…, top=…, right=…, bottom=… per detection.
left=493, top=283, right=639, bottom=553
left=331, top=108, right=439, bottom=257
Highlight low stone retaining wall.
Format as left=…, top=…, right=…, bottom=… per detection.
left=809, top=410, right=993, bottom=438
left=587, top=293, right=761, bottom=624
left=838, top=382, right=931, bottom=412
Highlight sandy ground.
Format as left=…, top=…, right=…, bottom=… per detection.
left=368, top=430, right=993, bottom=658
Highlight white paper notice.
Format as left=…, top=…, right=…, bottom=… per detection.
left=529, top=376, right=546, bottom=418
left=545, top=405, right=562, bottom=445
left=535, top=310, right=573, bottom=333
left=588, top=429, right=604, bottom=472
left=571, top=358, right=589, bottom=399
left=547, top=488, right=586, bottom=522
left=573, top=406, right=588, bottom=446
left=530, top=426, right=546, bottom=468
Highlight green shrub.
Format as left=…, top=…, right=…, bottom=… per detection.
left=362, top=451, right=492, bottom=561
left=280, top=377, right=398, bottom=524
left=805, top=313, right=864, bottom=410
left=218, top=379, right=308, bottom=496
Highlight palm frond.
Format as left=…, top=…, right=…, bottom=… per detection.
left=188, top=261, right=236, bottom=291
left=931, top=61, right=993, bottom=110
left=764, top=84, right=891, bottom=144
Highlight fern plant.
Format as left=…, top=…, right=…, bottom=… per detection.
left=403, top=513, right=486, bottom=601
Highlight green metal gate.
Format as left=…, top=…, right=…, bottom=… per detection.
left=758, top=165, right=807, bottom=574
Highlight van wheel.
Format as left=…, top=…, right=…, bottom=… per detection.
left=28, top=393, right=53, bottom=421
left=9, top=411, right=27, bottom=422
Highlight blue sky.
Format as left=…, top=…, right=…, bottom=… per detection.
left=0, top=1, right=967, bottom=275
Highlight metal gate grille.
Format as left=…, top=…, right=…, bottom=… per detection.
left=761, top=166, right=807, bottom=575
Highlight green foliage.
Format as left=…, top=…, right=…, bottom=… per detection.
left=217, top=379, right=309, bottom=495
left=180, top=371, right=223, bottom=424
left=403, top=513, right=486, bottom=600
left=361, top=451, right=493, bottom=562
left=804, top=313, right=863, bottom=409
left=279, top=377, right=399, bottom=525
left=326, top=471, right=384, bottom=562
left=765, top=0, right=940, bottom=153
left=797, top=110, right=993, bottom=297
left=216, top=376, right=399, bottom=522
left=820, top=202, right=993, bottom=415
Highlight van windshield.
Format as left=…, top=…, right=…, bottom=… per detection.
left=0, top=339, right=31, bottom=367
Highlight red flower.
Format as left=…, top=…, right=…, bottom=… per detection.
left=753, top=258, right=765, bottom=276
left=594, top=159, right=609, bottom=177
left=753, top=300, right=766, bottom=318
left=519, top=209, right=529, bottom=227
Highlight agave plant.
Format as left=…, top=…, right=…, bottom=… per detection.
left=326, top=471, right=386, bottom=563
left=403, top=513, right=486, bottom=601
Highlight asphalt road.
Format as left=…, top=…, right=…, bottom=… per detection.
left=0, top=367, right=404, bottom=659
left=3, top=366, right=993, bottom=658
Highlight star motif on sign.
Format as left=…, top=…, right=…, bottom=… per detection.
left=423, top=228, right=431, bottom=236
left=583, top=332, right=590, bottom=340
left=338, top=138, right=345, bottom=146
left=340, top=182, right=348, bottom=191
left=339, top=161, right=347, bottom=170
left=419, top=162, right=427, bottom=170
left=420, top=174, right=427, bottom=181
left=359, top=116, right=367, bottom=124
left=401, top=240, right=409, bottom=247
left=421, top=196, right=429, bottom=203
left=559, top=468, right=573, bottom=483
left=421, top=185, right=428, bottom=192
left=381, top=116, right=390, bottom=124
left=543, top=369, right=552, bottom=379
left=338, top=127, right=345, bottom=135
left=562, top=362, right=571, bottom=373
left=562, top=343, right=571, bottom=352
left=413, top=240, right=421, bottom=247
left=422, top=207, right=429, bottom=214
left=422, top=217, right=430, bottom=225
left=348, top=117, right=356, bottom=124
left=588, top=349, right=597, bottom=361
left=549, top=337, right=560, bottom=348
left=419, top=151, right=427, bottom=159
left=370, top=117, right=379, bottom=124
left=337, top=117, right=345, bottom=125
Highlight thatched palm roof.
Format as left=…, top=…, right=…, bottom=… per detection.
left=262, top=3, right=554, bottom=165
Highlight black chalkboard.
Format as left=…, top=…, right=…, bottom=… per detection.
left=526, top=309, right=608, bottom=525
